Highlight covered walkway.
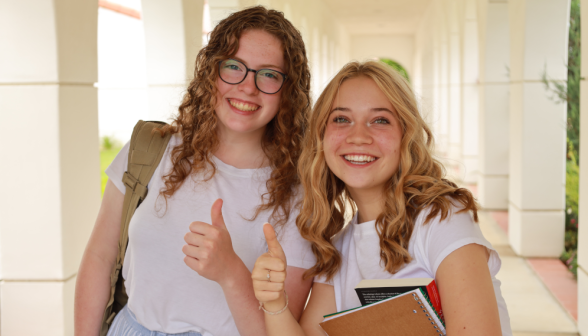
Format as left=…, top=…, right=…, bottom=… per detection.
left=478, top=207, right=579, bottom=335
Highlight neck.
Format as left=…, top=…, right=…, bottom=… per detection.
left=214, top=126, right=268, bottom=169
left=348, top=187, right=385, bottom=224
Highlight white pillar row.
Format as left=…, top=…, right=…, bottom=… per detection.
left=141, top=0, right=204, bottom=122
left=477, top=0, right=510, bottom=210
left=576, top=0, right=588, bottom=332
left=447, top=0, right=463, bottom=167
left=0, top=1, right=100, bottom=335
left=507, top=0, right=568, bottom=256
left=437, top=11, right=451, bottom=157
left=460, top=0, right=479, bottom=184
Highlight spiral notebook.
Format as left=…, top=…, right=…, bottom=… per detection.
left=319, top=288, right=446, bottom=336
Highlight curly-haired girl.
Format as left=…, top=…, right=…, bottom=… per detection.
left=252, top=61, right=512, bottom=335
left=75, top=6, right=315, bottom=336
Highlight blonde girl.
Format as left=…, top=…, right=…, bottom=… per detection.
left=252, top=61, right=512, bottom=336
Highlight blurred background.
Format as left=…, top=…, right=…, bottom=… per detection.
left=0, top=0, right=586, bottom=335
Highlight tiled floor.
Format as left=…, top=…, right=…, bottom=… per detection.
left=478, top=211, right=579, bottom=335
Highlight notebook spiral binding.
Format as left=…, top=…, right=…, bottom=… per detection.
left=412, top=292, right=445, bottom=336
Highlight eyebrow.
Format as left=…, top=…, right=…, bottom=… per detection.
left=330, top=107, right=395, bottom=114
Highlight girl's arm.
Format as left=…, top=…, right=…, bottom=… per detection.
left=260, top=282, right=337, bottom=336
left=436, top=243, right=502, bottom=336
left=183, top=201, right=313, bottom=336
left=253, top=224, right=337, bottom=336
left=219, top=263, right=312, bottom=336
left=74, top=180, right=124, bottom=335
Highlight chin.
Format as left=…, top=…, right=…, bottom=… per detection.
left=341, top=180, right=373, bottom=191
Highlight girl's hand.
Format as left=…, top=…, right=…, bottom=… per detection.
left=252, top=223, right=288, bottom=306
left=182, top=199, right=240, bottom=287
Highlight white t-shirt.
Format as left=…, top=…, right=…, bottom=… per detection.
left=314, top=207, right=513, bottom=336
left=106, top=134, right=316, bottom=335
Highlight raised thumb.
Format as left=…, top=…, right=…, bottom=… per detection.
left=263, top=223, right=286, bottom=262
left=211, top=199, right=226, bottom=229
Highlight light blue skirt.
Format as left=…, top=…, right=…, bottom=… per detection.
left=107, top=305, right=203, bottom=336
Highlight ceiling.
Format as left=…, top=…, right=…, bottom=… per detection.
left=322, top=0, right=433, bottom=35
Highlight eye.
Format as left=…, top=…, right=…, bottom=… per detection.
left=225, top=64, right=242, bottom=71
left=223, top=61, right=244, bottom=71
left=332, top=116, right=350, bottom=123
left=372, top=117, right=390, bottom=125
left=258, top=70, right=281, bottom=82
left=263, top=72, right=278, bottom=79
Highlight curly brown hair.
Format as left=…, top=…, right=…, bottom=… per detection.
left=159, top=6, right=311, bottom=226
left=297, top=61, right=478, bottom=281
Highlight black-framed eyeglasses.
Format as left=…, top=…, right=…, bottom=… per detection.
left=218, top=59, right=288, bottom=94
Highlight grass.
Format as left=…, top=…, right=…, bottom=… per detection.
left=100, top=146, right=123, bottom=196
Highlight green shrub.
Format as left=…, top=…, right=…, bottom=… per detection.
left=564, top=152, right=579, bottom=277
left=379, top=58, right=410, bottom=83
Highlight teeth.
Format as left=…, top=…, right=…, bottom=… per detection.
left=229, top=99, right=260, bottom=112
left=344, top=155, right=377, bottom=164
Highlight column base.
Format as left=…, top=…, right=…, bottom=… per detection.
left=478, top=174, right=508, bottom=209
left=1, top=276, right=76, bottom=336
left=508, top=204, right=564, bottom=257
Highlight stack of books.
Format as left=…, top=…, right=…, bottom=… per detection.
left=319, top=278, right=445, bottom=336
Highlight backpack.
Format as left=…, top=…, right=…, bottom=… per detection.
left=99, top=120, right=172, bottom=336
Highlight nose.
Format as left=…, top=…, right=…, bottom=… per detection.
left=237, top=70, right=259, bottom=96
left=346, top=123, right=372, bottom=145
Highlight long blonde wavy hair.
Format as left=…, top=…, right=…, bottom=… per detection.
left=159, top=6, right=311, bottom=226
left=297, top=61, right=478, bottom=281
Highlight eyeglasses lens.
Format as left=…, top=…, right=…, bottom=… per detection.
left=219, top=59, right=284, bottom=94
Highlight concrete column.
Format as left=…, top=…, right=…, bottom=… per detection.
left=447, top=0, right=462, bottom=164
left=460, top=0, right=479, bottom=184
left=311, top=27, right=322, bottom=101
left=477, top=1, right=510, bottom=209
left=577, top=0, right=588, bottom=333
left=437, top=15, right=450, bottom=157
left=141, top=0, right=204, bottom=122
left=0, top=0, right=100, bottom=335
left=508, top=0, right=568, bottom=256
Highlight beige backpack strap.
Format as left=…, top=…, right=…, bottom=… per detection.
left=100, top=120, right=172, bottom=336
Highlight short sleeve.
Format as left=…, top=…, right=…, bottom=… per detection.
left=313, top=273, right=333, bottom=285
left=416, top=207, right=501, bottom=278
left=278, top=217, right=316, bottom=270
left=105, top=141, right=131, bottom=194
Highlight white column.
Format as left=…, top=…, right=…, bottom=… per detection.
left=0, top=1, right=100, bottom=335
left=141, top=0, right=204, bottom=122
left=447, top=1, right=462, bottom=165
left=577, top=0, right=588, bottom=333
left=478, top=1, right=510, bottom=209
left=438, top=19, right=450, bottom=156
left=508, top=0, right=568, bottom=256
left=311, top=27, right=322, bottom=101
left=460, top=0, right=479, bottom=184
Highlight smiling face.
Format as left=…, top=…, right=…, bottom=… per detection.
left=214, top=29, right=285, bottom=139
left=323, top=76, right=403, bottom=198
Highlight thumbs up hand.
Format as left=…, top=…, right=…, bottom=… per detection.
left=252, top=223, right=288, bottom=306
left=183, top=199, right=239, bottom=286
